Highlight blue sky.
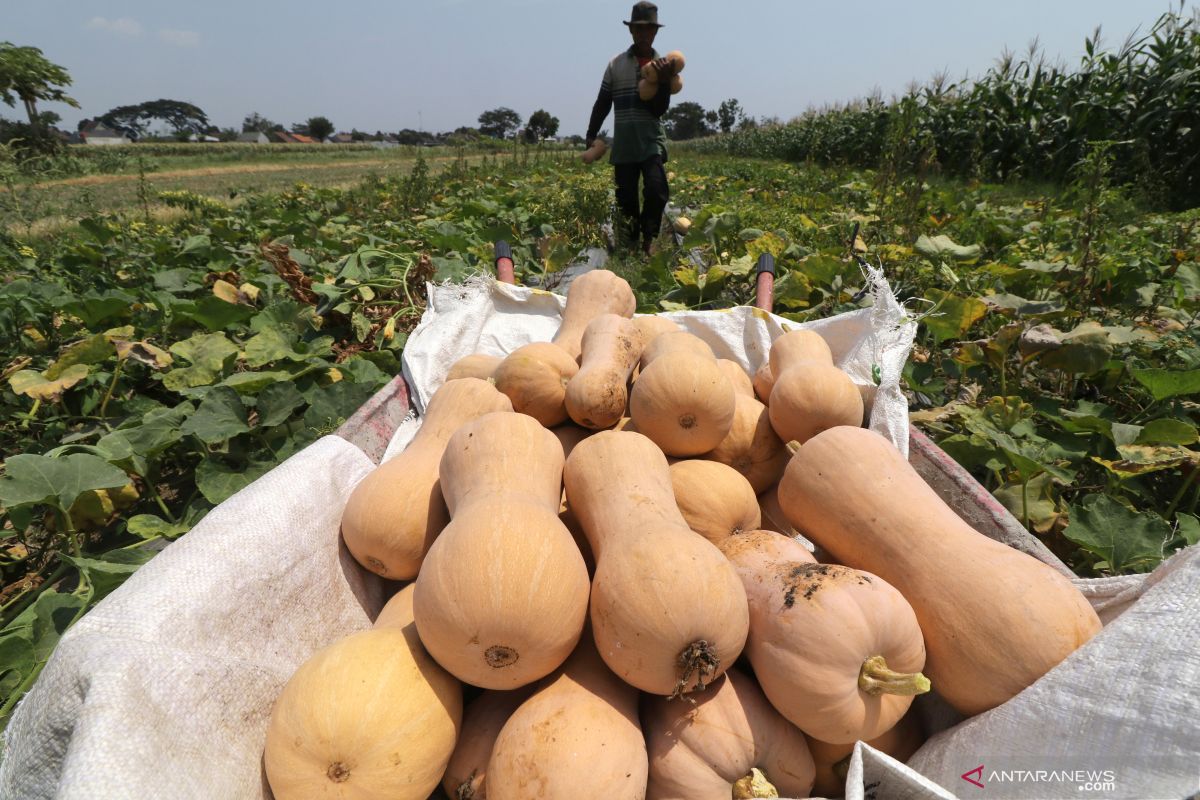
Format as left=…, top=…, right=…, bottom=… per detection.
left=3, top=1, right=1189, bottom=136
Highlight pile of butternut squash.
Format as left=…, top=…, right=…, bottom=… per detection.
left=263, top=269, right=1102, bottom=800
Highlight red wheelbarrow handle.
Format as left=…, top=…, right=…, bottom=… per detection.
left=754, top=253, right=775, bottom=312
left=494, top=240, right=515, bottom=285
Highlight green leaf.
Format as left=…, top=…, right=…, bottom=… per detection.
left=55, top=290, right=137, bottom=327
left=180, top=234, right=211, bottom=256
left=915, top=234, right=981, bottom=263
left=256, top=382, right=307, bottom=427
left=303, top=382, right=377, bottom=433
left=163, top=332, right=239, bottom=391
left=351, top=311, right=373, bottom=343
left=993, top=473, right=1061, bottom=533
left=1136, top=418, right=1199, bottom=446
left=0, top=589, right=88, bottom=707
left=95, top=406, right=190, bottom=469
left=1064, top=494, right=1173, bottom=573
left=0, top=453, right=129, bottom=513
left=152, top=267, right=200, bottom=292
left=45, top=334, right=115, bottom=378
left=180, top=386, right=250, bottom=444
left=982, top=293, right=1064, bottom=317
left=182, top=296, right=256, bottom=332
left=1038, top=321, right=1113, bottom=375
left=195, top=459, right=273, bottom=504
left=126, top=514, right=190, bottom=540
left=219, top=370, right=292, bottom=395
left=797, top=254, right=854, bottom=287
left=59, top=552, right=149, bottom=606
left=1131, top=368, right=1200, bottom=401
left=339, top=358, right=390, bottom=388
left=924, top=289, right=988, bottom=343
left=1176, top=514, right=1200, bottom=547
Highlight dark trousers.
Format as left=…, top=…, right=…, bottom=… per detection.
left=614, top=154, right=669, bottom=246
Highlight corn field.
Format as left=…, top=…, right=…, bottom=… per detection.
left=688, top=8, right=1200, bottom=208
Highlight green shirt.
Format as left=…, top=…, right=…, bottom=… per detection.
left=588, top=46, right=669, bottom=165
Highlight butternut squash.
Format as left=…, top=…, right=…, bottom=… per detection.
left=564, top=430, right=748, bottom=695
left=633, top=315, right=683, bottom=347
left=669, top=459, right=761, bottom=546
left=720, top=533, right=929, bottom=744
left=630, top=350, right=736, bottom=456
left=341, top=377, right=512, bottom=579
left=643, top=668, right=815, bottom=800
left=768, top=330, right=863, bottom=445
left=807, top=712, right=924, bottom=798
left=373, top=583, right=414, bottom=630
left=552, top=269, right=636, bottom=361
left=565, top=314, right=644, bottom=429
left=446, top=353, right=500, bottom=382
left=414, top=412, right=589, bottom=689
left=779, top=426, right=1103, bottom=716
left=492, top=342, right=579, bottom=426
left=263, top=625, right=461, bottom=800
left=639, top=330, right=713, bottom=370
left=716, top=359, right=755, bottom=399
left=752, top=363, right=774, bottom=404
left=486, top=637, right=648, bottom=800
left=443, top=687, right=534, bottom=800
left=581, top=138, right=608, bottom=165
left=703, top=393, right=788, bottom=493
left=717, top=528, right=816, bottom=567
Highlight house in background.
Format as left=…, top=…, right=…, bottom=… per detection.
left=327, top=132, right=354, bottom=144
left=237, top=131, right=270, bottom=144
left=78, top=120, right=130, bottom=145
left=269, top=130, right=318, bottom=144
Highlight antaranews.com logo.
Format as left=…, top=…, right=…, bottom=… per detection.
left=959, top=761, right=1119, bottom=797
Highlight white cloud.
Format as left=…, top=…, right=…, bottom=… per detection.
left=157, top=28, right=201, bottom=47
left=86, top=17, right=143, bottom=36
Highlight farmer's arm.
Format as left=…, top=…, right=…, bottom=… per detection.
left=586, top=67, right=614, bottom=147
left=586, top=87, right=613, bottom=147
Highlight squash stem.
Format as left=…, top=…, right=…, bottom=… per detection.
left=858, top=655, right=931, bottom=696
left=732, top=767, right=779, bottom=798
left=785, top=440, right=801, bottom=456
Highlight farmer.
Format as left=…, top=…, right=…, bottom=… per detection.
left=585, top=1, right=678, bottom=255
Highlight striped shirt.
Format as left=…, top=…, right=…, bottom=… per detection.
left=587, top=46, right=670, bottom=164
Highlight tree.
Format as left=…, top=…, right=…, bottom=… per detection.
left=525, top=109, right=560, bottom=142
left=242, top=112, right=278, bottom=134
left=306, top=116, right=334, bottom=141
left=717, top=99, right=745, bottom=134
left=0, top=42, right=78, bottom=139
left=664, top=101, right=714, bottom=140
left=478, top=107, right=522, bottom=139
left=102, top=99, right=209, bottom=139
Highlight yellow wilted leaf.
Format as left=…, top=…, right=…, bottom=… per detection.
left=115, top=340, right=174, bottom=369
left=9, top=364, right=90, bottom=401
left=853, top=235, right=868, bottom=253
left=212, top=279, right=240, bottom=304
left=238, top=283, right=260, bottom=303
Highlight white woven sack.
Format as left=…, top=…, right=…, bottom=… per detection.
left=389, top=271, right=916, bottom=461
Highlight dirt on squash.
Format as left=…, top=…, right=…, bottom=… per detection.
left=779, top=562, right=872, bottom=609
